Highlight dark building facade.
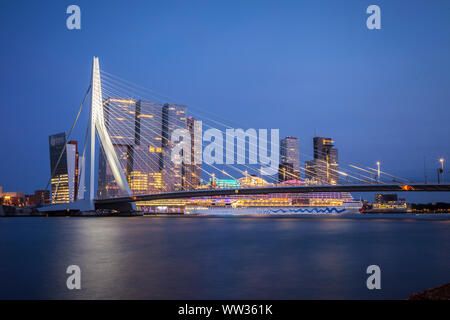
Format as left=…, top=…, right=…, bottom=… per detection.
left=26, top=190, right=51, bottom=206
left=278, top=163, right=296, bottom=182
left=305, top=137, right=339, bottom=184
left=182, top=116, right=202, bottom=190
left=98, top=98, right=136, bottom=198
left=161, top=103, right=187, bottom=192
left=49, top=133, right=79, bottom=203
left=278, top=136, right=300, bottom=182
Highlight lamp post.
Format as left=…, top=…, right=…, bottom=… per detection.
left=439, top=158, right=444, bottom=183
left=376, top=161, right=381, bottom=183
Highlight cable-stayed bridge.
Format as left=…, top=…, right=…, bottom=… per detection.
left=38, top=57, right=450, bottom=213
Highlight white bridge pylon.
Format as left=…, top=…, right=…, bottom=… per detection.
left=85, top=57, right=133, bottom=202
left=39, top=57, right=135, bottom=212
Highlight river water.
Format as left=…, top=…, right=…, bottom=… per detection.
left=0, top=215, right=449, bottom=299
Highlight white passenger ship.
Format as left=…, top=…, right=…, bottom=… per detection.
left=184, top=192, right=363, bottom=215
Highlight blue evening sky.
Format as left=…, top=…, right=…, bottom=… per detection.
left=0, top=1, right=449, bottom=201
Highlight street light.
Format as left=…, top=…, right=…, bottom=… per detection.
left=439, top=158, right=445, bottom=183
left=376, top=161, right=381, bottom=183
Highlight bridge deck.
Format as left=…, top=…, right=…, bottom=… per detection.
left=94, top=184, right=450, bottom=204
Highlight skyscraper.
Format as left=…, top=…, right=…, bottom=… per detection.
left=278, top=136, right=300, bottom=182
left=49, top=133, right=79, bottom=203
left=97, top=98, right=136, bottom=198
left=182, top=116, right=202, bottom=190
left=305, top=137, right=339, bottom=184
left=97, top=98, right=190, bottom=196
left=161, top=103, right=187, bottom=192
left=133, top=99, right=164, bottom=194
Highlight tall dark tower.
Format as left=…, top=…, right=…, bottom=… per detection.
left=161, top=103, right=187, bottom=192
left=278, top=136, right=300, bottom=182
left=182, top=117, right=202, bottom=190
left=306, top=137, right=339, bottom=184
left=49, top=133, right=79, bottom=203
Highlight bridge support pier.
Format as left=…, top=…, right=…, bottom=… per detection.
left=36, top=199, right=138, bottom=214
left=95, top=201, right=137, bottom=213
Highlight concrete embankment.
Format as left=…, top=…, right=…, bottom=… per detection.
left=0, top=205, right=44, bottom=217
left=0, top=205, right=144, bottom=217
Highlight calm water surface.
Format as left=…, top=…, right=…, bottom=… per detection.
left=0, top=215, right=449, bottom=299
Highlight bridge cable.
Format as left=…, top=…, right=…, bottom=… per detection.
left=41, top=84, right=91, bottom=205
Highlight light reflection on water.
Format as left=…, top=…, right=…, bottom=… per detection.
left=0, top=216, right=449, bottom=299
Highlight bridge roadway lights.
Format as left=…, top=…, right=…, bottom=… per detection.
left=94, top=184, right=450, bottom=207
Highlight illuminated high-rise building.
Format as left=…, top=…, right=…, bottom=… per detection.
left=161, top=103, right=187, bottom=192
left=279, top=136, right=300, bottom=182
left=305, top=137, right=339, bottom=184
left=133, top=100, right=164, bottom=194
left=97, top=98, right=190, bottom=196
left=48, top=133, right=79, bottom=203
left=97, top=98, right=136, bottom=198
left=182, top=116, right=202, bottom=190
left=278, top=163, right=296, bottom=182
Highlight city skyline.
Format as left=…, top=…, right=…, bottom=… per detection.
left=1, top=1, right=450, bottom=303
left=0, top=1, right=449, bottom=195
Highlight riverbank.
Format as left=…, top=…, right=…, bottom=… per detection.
left=408, top=283, right=450, bottom=300
left=0, top=205, right=143, bottom=217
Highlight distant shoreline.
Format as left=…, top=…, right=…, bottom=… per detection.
left=1, top=212, right=450, bottom=220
